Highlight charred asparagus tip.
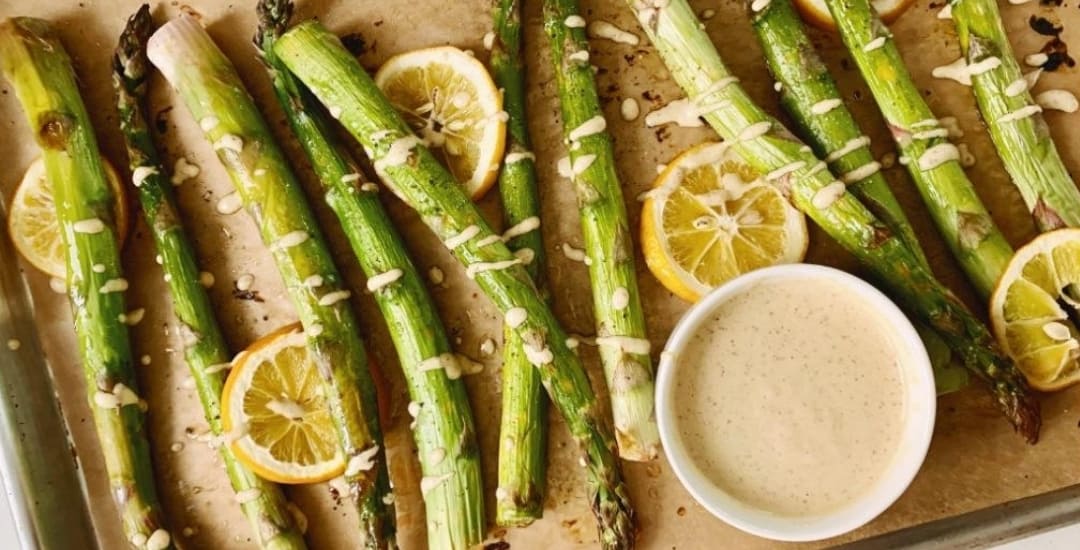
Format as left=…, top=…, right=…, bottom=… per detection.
left=595, top=487, right=637, bottom=548
left=1008, top=391, right=1042, bottom=444
left=256, top=0, right=293, bottom=42
left=114, top=4, right=151, bottom=85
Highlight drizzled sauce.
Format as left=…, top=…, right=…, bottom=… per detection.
left=673, top=276, right=908, bottom=517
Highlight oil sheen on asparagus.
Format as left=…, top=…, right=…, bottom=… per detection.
left=542, top=0, right=659, bottom=462
left=0, top=17, right=175, bottom=550
left=750, top=0, right=924, bottom=265
left=256, top=1, right=484, bottom=547
left=624, top=0, right=1039, bottom=442
left=950, top=0, right=1080, bottom=231
left=748, top=0, right=968, bottom=393
left=146, top=15, right=394, bottom=547
left=823, top=0, right=1013, bottom=300
left=272, top=21, right=636, bottom=549
left=113, top=7, right=307, bottom=549
left=489, top=0, right=550, bottom=526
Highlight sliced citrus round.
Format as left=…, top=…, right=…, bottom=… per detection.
left=793, top=0, right=914, bottom=30
left=374, top=46, right=505, bottom=199
left=990, top=229, right=1080, bottom=391
left=8, top=156, right=128, bottom=278
left=640, top=142, right=807, bottom=302
left=222, top=323, right=344, bottom=484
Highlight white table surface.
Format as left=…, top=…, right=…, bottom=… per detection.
left=0, top=491, right=16, bottom=545
left=994, top=523, right=1080, bottom=550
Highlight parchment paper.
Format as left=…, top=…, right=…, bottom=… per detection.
left=1, top=0, right=1079, bottom=548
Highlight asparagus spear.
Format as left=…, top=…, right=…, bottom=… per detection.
left=750, top=0, right=925, bottom=265
left=113, top=8, right=307, bottom=550
left=821, top=0, right=1013, bottom=299
left=542, top=0, right=659, bottom=462
left=490, top=0, right=550, bottom=525
left=951, top=0, right=1080, bottom=231
left=145, top=16, right=394, bottom=546
left=748, top=0, right=969, bottom=393
left=273, top=21, right=636, bottom=548
left=0, top=17, right=174, bottom=550
left=255, top=1, right=484, bottom=547
left=623, top=0, right=1039, bottom=441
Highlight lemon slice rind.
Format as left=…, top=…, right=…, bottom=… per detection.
left=223, top=324, right=345, bottom=484
left=8, top=157, right=127, bottom=278
left=374, top=46, right=505, bottom=200
left=990, top=228, right=1080, bottom=391
left=641, top=142, right=808, bottom=302
left=793, top=0, right=915, bottom=30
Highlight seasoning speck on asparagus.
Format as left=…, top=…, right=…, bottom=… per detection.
left=542, top=0, right=659, bottom=462
left=0, top=15, right=174, bottom=549
left=146, top=15, right=395, bottom=547
left=113, top=6, right=307, bottom=549
left=950, top=0, right=1080, bottom=232
left=490, top=0, right=551, bottom=526
left=256, top=1, right=484, bottom=547
left=272, top=20, right=636, bottom=548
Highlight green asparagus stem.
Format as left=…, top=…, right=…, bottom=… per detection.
left=748, top=0, right=970, bottom=394
left=822, top=0, right=1013, bottom=300
left=255, top=1, right=484, bottom=547
left=951, top=0, right=1080, bottom=231
left=273, top=21, right=636, bottom=548
left=624, top=0, right=1039, bottom=441
left=0, top=17, right=174, bottom=549
left=750, top=0, right=924, bottom=265
left=145, top=16, right=394, bottom=547
left=489, top=0, right=550, bottom=525
left=542, top=0, right=659, bottom=462
left=112, top=8, right=307, bottom=550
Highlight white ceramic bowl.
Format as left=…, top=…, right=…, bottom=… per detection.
left=656, top=263, right=936, bottom=542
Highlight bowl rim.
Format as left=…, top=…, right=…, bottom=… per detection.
left=655, top=263, right=937, bottom=542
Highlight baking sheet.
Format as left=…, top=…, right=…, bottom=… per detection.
left=1, top=0, right=1079, bottom=548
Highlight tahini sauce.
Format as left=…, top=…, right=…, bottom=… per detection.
left=673, top=276, right=907, bottom=517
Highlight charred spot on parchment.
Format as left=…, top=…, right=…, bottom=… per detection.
left=1029, top=15, right=1062, bottom=36
left=1029, top=15, right=1075, bottom=71
left=232, top=288, right=265, bottom=302
left=340, top=32, right=369, bottom=56
left=153, top=105, right=172, bottom=135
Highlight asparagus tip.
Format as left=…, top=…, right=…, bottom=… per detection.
left=1005, top=389, right=1042, bottom=444
left=255, top=0, right=293, bottom=48
left=594, top=483, right=636, bottom=549
left=113, top=4, right=152, bottom=89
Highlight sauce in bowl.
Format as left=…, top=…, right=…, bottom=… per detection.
left=673, top=276, right=907, bottom=516
left=658, top=264, right=935, bottom=541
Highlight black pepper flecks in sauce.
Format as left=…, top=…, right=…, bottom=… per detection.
left=672, top=276, right=907, bottom=517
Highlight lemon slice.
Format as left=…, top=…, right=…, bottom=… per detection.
left=641, top=142, right=807, bottom=302
left=793, top=0, right=914, bottom=30
left=8, top=157, right=128, bottom=278
left=222, top=323, right=344, bottom=484
left=990, top=229, right=1080, bottom=391
left=374, top=46, right=505, bottom=199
